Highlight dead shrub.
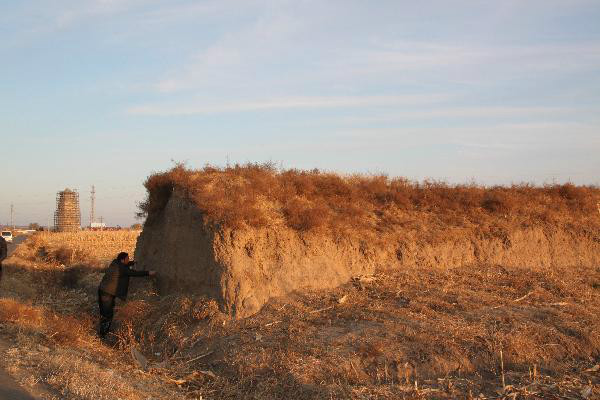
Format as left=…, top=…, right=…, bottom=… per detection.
left=46, top=313, right=93, bottom=345
left=0, top=299, right=91, bottom=346
left=555, top=183, right=595, bottom=212
left=20, top=265, right=85, bottom=292
left=114, top=295, right=224, bottom=355
left=138, top=162, right=191, bottom=218
left=482, top=190, right=515, bottom=214
left=51, top=246, right=77, bottom=265
left=0, top=299, right=43, bottom=325
left=283, top=198, right=329, bottom=231
left=118, top=300, right=152, bottom=322
left=11, top=233, right=48, bottom=261
left=137, top=164, right=600, bottom=237
left=61, top=265, right=87, bottom=289
left=557, top=182, right=584, bottom=201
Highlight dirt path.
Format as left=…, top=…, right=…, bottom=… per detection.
left=6, top=235, right=27, bottom=257
left=1, top=236, right=45, bottom=399
left=0, top=368, right=36, bottom=400
left=0, top=336, right=39, bottom=400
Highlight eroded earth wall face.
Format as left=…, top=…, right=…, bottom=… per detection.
left=211, top=228, right=380, bottom=318
left=394, top=227, right=600, bottom=271
left=134, top=193, right=225, bottom=304
left=134, top=193, right=379, bottom=318
left=214, top=225, right=600, bottom=318
left=136, top=193, right=600, bottom=319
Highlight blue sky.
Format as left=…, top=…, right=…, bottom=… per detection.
left=1, top=0, right=599, bottom=227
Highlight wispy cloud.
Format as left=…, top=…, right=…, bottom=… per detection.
left=129, top=1, right=600, bottom=124
left=150, top=9, right=600, bottom=96
left=127, top=94, right=450, bottom=116
left=0, top=0, right=157, bottom=48
left=334, top=121, right=600, bottom=152
left=309, top=106, right=599, bottom=126
left=319, top=42, right=600, bottom=83
left=154, top=4, right=304, bottom=93
left=54, top=0, right=158, bottom=28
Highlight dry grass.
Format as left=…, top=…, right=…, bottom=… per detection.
left=108, top=263, right=600, bottom=399
left=1, top=187, right=600, bottom=398
left=139, top=164, right=600, bottom=238
left=0, top=233, right=189, bottom=400
left=13, top=231, right=139, bottom=267
left=0, top=236, right=599, bottom=398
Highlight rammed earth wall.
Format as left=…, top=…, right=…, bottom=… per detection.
left=135, top=191, right=600, bottom=318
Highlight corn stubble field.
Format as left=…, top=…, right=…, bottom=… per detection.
left=1, top=165, right=600, bottom=399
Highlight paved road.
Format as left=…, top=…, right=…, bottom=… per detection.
left=1, top=234, right=38, bottom=399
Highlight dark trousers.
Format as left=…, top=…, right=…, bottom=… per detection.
left=98, top=289, right=115, bottom=337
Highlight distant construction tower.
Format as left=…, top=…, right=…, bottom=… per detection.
left=54, top=189, right=81, bottom=232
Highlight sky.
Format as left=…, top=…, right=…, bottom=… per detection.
left=1, top=0, right=599, bottom=227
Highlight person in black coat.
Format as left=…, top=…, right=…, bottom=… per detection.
left=97, top=252, right=155, bottom=338
left=0, top=236, right=7, bottom=282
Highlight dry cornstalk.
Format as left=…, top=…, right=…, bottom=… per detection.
left=500, top=347, right=506, bottom=389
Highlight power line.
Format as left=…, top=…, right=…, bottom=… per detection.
left=90, top=185, right=96, bottom=227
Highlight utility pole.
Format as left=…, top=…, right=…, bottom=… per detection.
left=90, top=185, right=96, bottom=227
left=10, top=203, right=14, bottom=230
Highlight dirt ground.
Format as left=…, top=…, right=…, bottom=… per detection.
left=1, top=233, right=600, bottom=399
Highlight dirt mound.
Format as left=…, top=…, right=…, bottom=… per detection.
left=135, top=165, right=600, bottom=318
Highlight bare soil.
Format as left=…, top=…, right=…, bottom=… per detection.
left=3, top=233, right=600, bottom=399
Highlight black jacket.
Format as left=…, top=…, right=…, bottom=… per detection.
left=0, top=237, right=7, bottom=262
left=98, top=259, right=149, bottom=300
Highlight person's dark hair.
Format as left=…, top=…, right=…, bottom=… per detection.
left=117, top=252, right=129, bottom=261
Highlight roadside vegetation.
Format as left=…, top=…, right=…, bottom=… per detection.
left=0, top=231, right=168, bottom=399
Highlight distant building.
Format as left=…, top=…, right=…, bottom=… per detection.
left=91, top=222, right=107, bottom=229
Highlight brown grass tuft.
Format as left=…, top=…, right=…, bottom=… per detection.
left=0, top=298, right=43, bottom=325
left=138, top=164, right=600, bottom=237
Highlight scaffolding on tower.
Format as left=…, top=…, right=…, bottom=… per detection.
left=54, top=189, right=81, bottom=232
